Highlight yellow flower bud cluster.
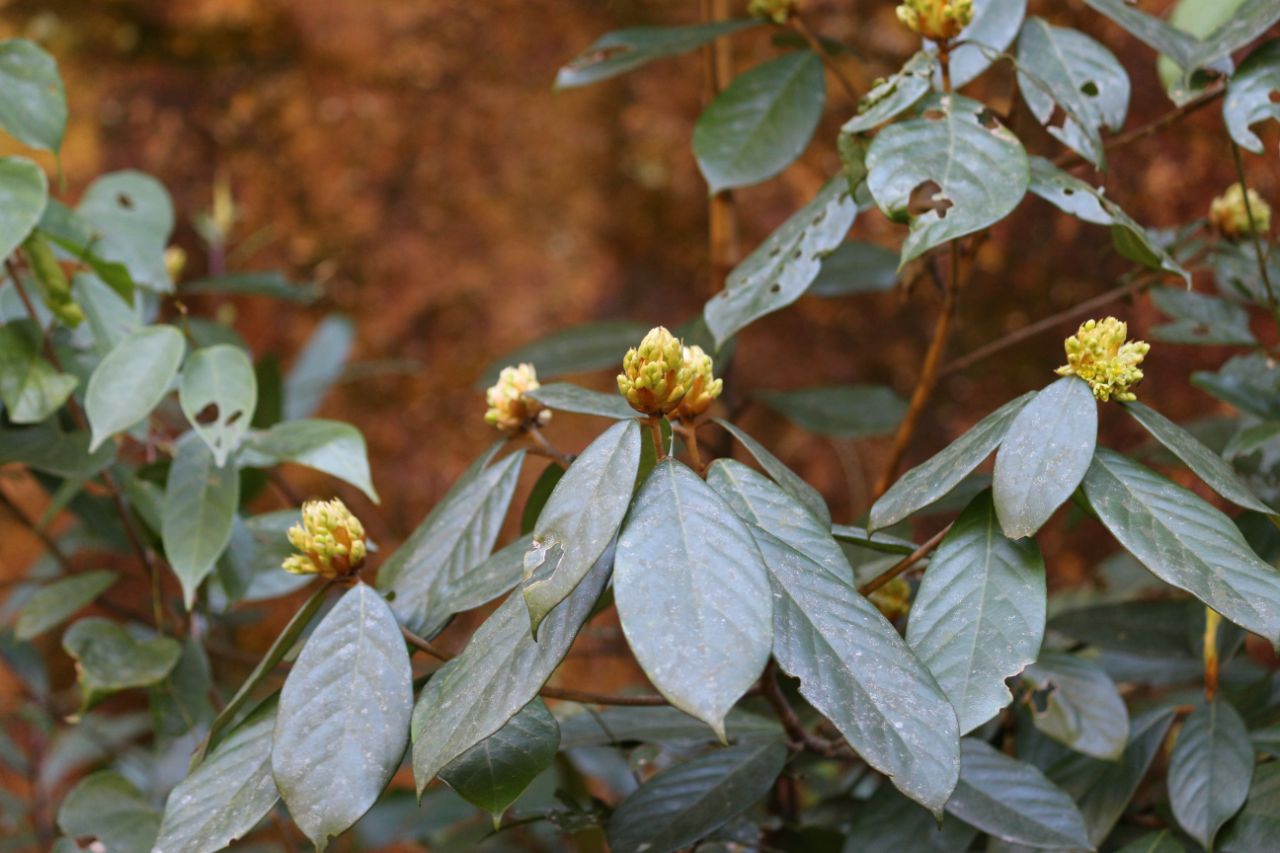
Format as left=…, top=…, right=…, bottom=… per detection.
left=1210, top=183, right=1272, bottom=240
left=748, top=0, right=799, bottom=24
left=618, top=327, right=723, bottom=419
left=1055, top=317, right=1150, bottom=403
left=869, top=577, right=912, bottom=621
left=282, top=498, right=367, bottom=579
left=896, top=0, right=973, bottom=42
left=484, top=363, right=551, bottom=433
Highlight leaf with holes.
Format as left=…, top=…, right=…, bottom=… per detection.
left=526, top=382, right=636, bottom=419
left=713, top=417, right=830, bottom=524
left=163, top=433, right=240, bottom=609
left=0, top=40, right=66, bottom=151
left=1021, top=652, right=1129, bottom=760
left=0, top=155, right=47, bottom=260
left=694, top=51, right=826, bottom=193
left=1225, top=40, right=1280, bottom=154
left=85, top=325, right=185, bottom=451
left=993, top=376, right=1097, bottom=539
left=272, top=583, right=412, bottom=851
left=907, top=491, right=1045, bottom=734
left=704, top=177, right=857, bottom=347
left=554, top=19, right=759, bottom=89
left=61, top=618, right=181, bottom=711
left=867, top=93, right=1028, bottom=267
left=524, top=419, right=639, bottom=634
left=76, top=171, right=174, bottom=292
left=941, top=0, right=1028, bottom=88
left=241, top=418, right=379, bottom=503
left=607, top=739, right=788, bottom=853
left=1017, top=18, right=1130, bottom=169
left=615, top=459, right=771, bottom=738
left=843, top=51, right=936, bottom=134
left=180, top=345, right=258, bottom=467
left=0, top=319, right=76, bottom=425
left=1168, top=698, right=1253, bottom=849
left=439, top=698, right=559, bottom=821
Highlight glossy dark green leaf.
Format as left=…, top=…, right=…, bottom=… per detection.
left=1211, top=240, right=1280, bottom=306
left=615, top=459, right=771, bottom=737
left=1049, top=599, right=1202, bottom=656
left=907, top=492, right=1046, bottom=734
left=844, top=782, right=979, bottom=853
left=1220, top=761, right=1280, bottom=852
left=554, top=20, right=759, bottom=89
left=182, top=270, right=321, bottom=303
left=693, top=51, right=825, bottom=193
left=606, top=740, right=788, bottom=853
left=0, top=155, right=47, bottom=259
left=522, top=464, right=564, bottom=533
left=704, top=178, right=857, bottom=346
left=843, top=52, right=935, bottom=134
left=214, top=510, right=315, bottom=604
left=524, top=419, right=640, bottom=633
left=150, top=635, right=214, bottom=737
left=14, top=570, right=117, bottom=641
left=1168, top=698, right=1253, bottom=849
left=57, top=771, right=159, bottom=852
left=946, top=738, right=1092, bottom=850
left=867, top=93, right=1029, bottom=266
left=993, top=376, right=1097, bottom=539
left=807, top=240, right=899, bottom=298
left=85, top=325, right=185, bottom=451
left=1193, top=353, right=1280, bottom=420
left=756, top=384, right=906, bottom=438
left=1116, top=830, right=1184, bottom=853
left=871, top=392, right=1034, bottom=532
left=163, top=433, right=240, bottom=608
left=153, top=698, right=280, bottom=853
left=0, top=424, right=113, bottom=479
left=478, top=320, right=649, bottom=387
left=378, top=451, right=524, bottom=636
left=558, top=705, right=781, bottom=749
left=832, top=524, right=918, bottom=555
left=272, top=583, right=413, bottom=851
left=1017, top=18, right=1129, bottom=168
left=1186, top=0, right=1280, bottom=77
left=713, top=417, right=829, bottom=524
left=1150, top=287, right=1257, bottom=346
left=434, top=534, right=534, bottom=624
left=1081, top=0, right=1201, bottom=70
left=526, top=382, right=636, bottom=419
left=1082, top=448, right=1280, bottom=641
left=943, top=0, right=1028, bottom=88
left=1124, top=401, right=1270, bottom=513
left=176, top=345, right=258, bottom=467
left=241, top=418, right=379, bottom=503
left=0, top=319, right=76, bottom=424
left=439, top=698, right=559, bottom=820
left=0, top=40, right=66, bottom=151
left=1021, top=652, right=1128, bottom=760
left=61, top=618, right=181, bottom=710
left=76, top=170, right=174, bottom=292
left=411, top=542, right=610, bottom=791
left=1225, top=40, right=1280, bottom=153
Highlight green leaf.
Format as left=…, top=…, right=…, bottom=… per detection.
left=434, top=534, right=535, bottom=627
left=57, top=771, right=159, bottom=852
left=0, top=40, right=66, bottom=151
left=867, top=93, right=1029, bottom=267
left=1194, top=353, right=1280, bottom=420
left=242, top=418, right=379, bottom=503
left=283, top=314, right=353, bottom=420
left=1168, top=698, right=1253, bottom=849
left=704, top=177, right=857, bottom=346
left=14, top=570, right=117, bottom=641
left=693, top=51, right=825, bottom=193
left=1220, top=761, right=1280, bottom=852
left=73, top=272, right=140, bottom=356
left=1082, top=448, right=1280, bottom=641
left=439, top=698, right=559, bottom=821
left=1225, top=40, right=1280, bottom=153
left=182, top=270, right=321, bottom=303
left=478, top=320, right=649, bottom=387
left=272, top=582, right=413, bottom=851
left=61, top=617, right=181, bottom=710
left=712, top=467, right=959, bottom=813
left=0, top=319, right=76, bottom=424
left=907, top=491, right=1046, bottom=734
left=1124, top=401, right=1270, bottom=513
left=558, top=705, right=782, bottom=748
left=378, top=451, right=524, bottom=636
left=871, top=392, right=1035, bottom=532
left=1049, top=599, right=1204, bottom=657
left=214, top=511, right=312, bottom=604
left=755, top=384, right=906, bottom=438
left=85, top=325, right=185, bottom=451
left=524, top=419, right=640, bottom=634
left=524, top=381, right=635, bottom=419
left=844, top=782, right=979, bottom=853
left=832, top=523, right=918, bottom=555
left=35, top=201, right=135, bottom=299
left=1116, top=830, right=1184, bottom=853
left=843, top=51, right=936, bottom=134
left=554, top=20, right=759, bottom=89
left=163, top=434, right=240, bottom=608
left=411, top=540, right=611, bottom=791
left=713, top=417, right=830, bottom=524
left=76, top=171, right=174, bottom=292
left=151, top=635, right=214, bottom=737
left=807, top=240, right=898, bottom=298
left=615, top=459, right=771, bottom=737
left=946, top=738, right=1092, bottom=850
left=1186, top=0, right=1280, bottom=76
left=993, top=376, right=1097, bottom=539
left=180, top=344, right=258, bottom=467
left=0, top=424, right=113, bottom=478
left=1021, top=652, right=1128, bottom=760
left=522, top=465, right=563, bottom=534
left=153, top=698, right=280, bottom=853
left=606, top=740, right=788, bottom=853
left=0, top=155, right=47, bottom=260
left=1150, top=286, right=1257, bottom=346
left=1081, top=0, right=1202, bottom=70
left=943, top=0, right=1028, bottom=88
left=1017, top=18, right=1129, bottom=168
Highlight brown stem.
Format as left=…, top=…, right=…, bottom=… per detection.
left=0, top=488, right=74, bottom=571
left=703, top=0, right=739, bottom=295
left=858, top=522, right=952, bottom=596
left=761, top=661, right=853, bottom=758
left=647, top=417, right=667, bottom=460
left=674, top=422, right=706, bottom=473
left=791, top=15, right=859, bottom=102
left=1203, top=607, right=1222, bottom=701
left=527, top=424, right=575, bottom=469
left=1229, top=139, right=1279, bottom=317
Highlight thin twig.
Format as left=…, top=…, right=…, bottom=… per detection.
left=527, top=424, right=575, bottom=468
left=858, top=522, right=952, bottom=596
left=1229, top=139, right=1279, bottom=318
left=673, top=422, right=706, bottom=473
left=0, top=489, right=73, bottom=571
left=761, top=662, right=853, bottom=758
left=791, top=14, right=860, bottom=102
left=702, top=0, right=739, bottom=295
left=647, top=417, right=667, bottom=461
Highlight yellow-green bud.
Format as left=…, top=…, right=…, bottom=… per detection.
left=617, top=326, right=692, bottom=416
left=484, top=363, right=550, bottom=433
left=896, top=0, right=973, bottom=42
left=282, top=498, right=367, bottom=579
left=165, top=246, right=188, bottom=282
left=748, top=0, right=799, bottom=24
left=1055, top=317, right=1150, bottom=403
left=1210, top=183, right=1271, bottom=240
left=869, top=577, right=912, bottom=621
left=672, top=345, right=723, bottom=422
left=22, top=232, right=83, bottom=327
